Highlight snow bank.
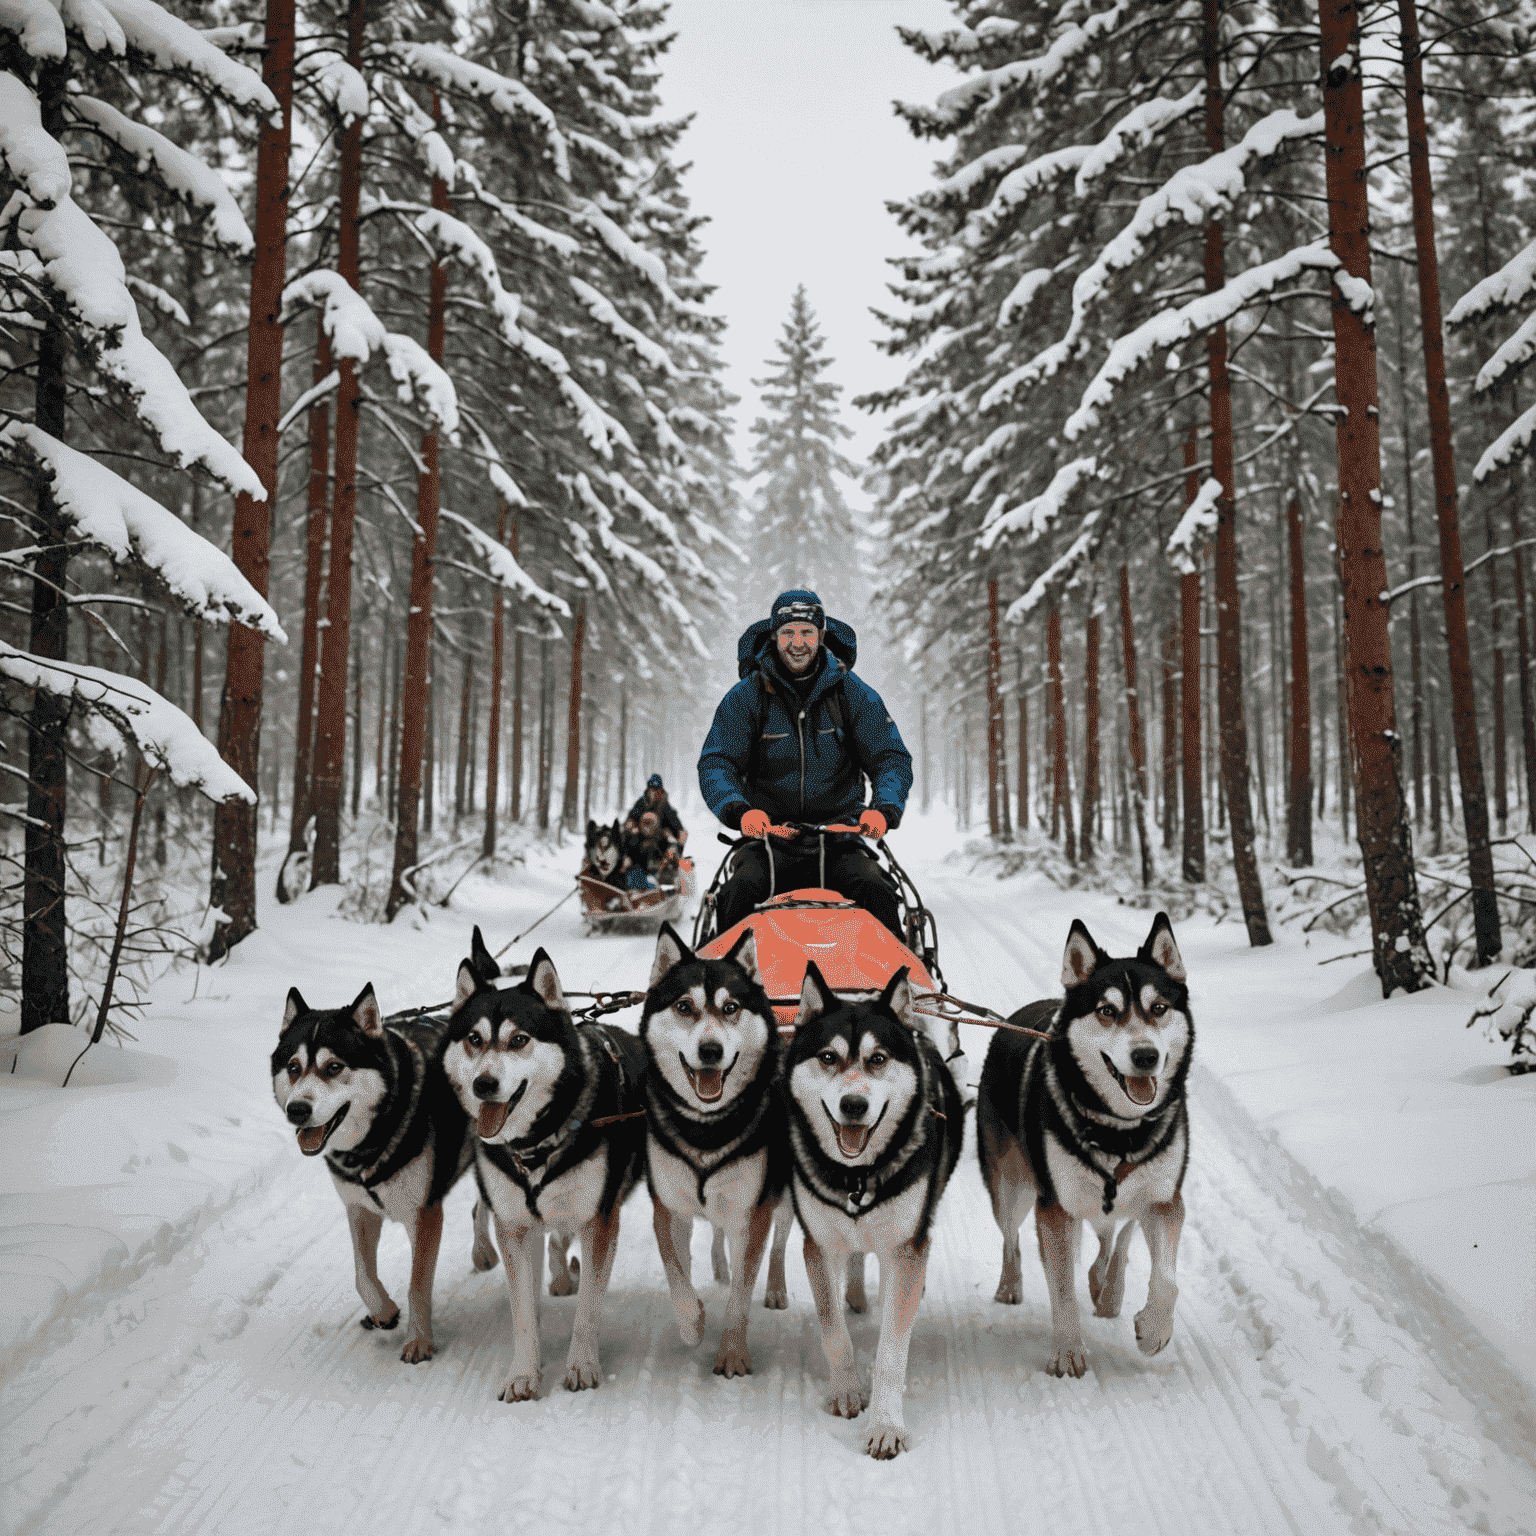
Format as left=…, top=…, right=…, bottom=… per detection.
left=0, top=422, right=284, bottom=637
left=0, top=643, right=255, bottom=800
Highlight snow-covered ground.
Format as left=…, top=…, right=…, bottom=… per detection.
left=3, top=815, right=1534, bottom=1535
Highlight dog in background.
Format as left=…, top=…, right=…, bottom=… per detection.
left=271, top=982, right=494, bottom=1363
left=977, top=912, right=1193, bottom=1378
left=442, top=945, right=646, bottom=1400
left=784, top=963, right=963, bottom=1458
left=582, top=819, right=627, bottom=883
left=641, top=921, right=785, bottom=1376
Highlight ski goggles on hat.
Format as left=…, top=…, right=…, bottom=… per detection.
left=773, top=600, right=824, bottom=631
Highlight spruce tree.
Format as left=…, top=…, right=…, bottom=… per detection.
left=748, top=287, right=860, bottom=614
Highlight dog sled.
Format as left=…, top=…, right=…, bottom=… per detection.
left=577, top=859, right=694, bottom=933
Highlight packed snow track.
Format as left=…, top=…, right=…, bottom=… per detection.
left=5, top=850, right=1534, bottom=1536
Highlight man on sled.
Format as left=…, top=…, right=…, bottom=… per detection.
left=698, top=589, right=913, bottom=939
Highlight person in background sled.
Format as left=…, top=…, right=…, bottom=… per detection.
left=627, top=809, right=681, bottom=884
left=625, top=773, right=687, bottom=849
left=698, top=589, right=913, bottom=939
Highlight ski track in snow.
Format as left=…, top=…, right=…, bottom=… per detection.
left=5, top=857, right=1535, bottom=1535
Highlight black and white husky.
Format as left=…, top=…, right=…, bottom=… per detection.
left=784, top=963, right=964, bottom=1459
left=641, top=921, right=785, bottom=1377
left=271, top=981, right=494, bottom=1363
left=442, top=943, right=646, bottom=1400
left=977, top=913, right=1193, bottom=1378
left=582, top=819, right=625, bottom=882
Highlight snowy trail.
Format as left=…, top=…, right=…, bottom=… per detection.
left=6, top=849, right=1535, bottom=1535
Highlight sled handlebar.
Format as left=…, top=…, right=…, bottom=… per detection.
left=764, top=820, right=867, bottom=840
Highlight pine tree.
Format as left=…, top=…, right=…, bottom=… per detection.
left=747, top=287, right=859, bottom=612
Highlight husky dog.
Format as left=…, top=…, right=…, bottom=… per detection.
left=977, top=913, right=1193, bottom=1378
left=442, top=945, right=646, bottom=1400
left=785, top=963, right=964, bottom=1459
left=271, top=982, right=494, bottom=1363
left=641, top=921, right=785, bottom=1376
left=583, top=819, right=626, bottom=882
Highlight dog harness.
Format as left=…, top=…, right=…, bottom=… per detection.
left=326, top=1031, right=429, bottom=1205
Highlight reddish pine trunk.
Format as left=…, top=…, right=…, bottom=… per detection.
left=385, top=138, right=447, bottom=918
left=454, top=660, right=472, bottom=823
left=1509, top=498, right=1536, bottom=829
left=1180, top=430, right=1206, bottom=883
left=562, top=603, right=586, bottom=829
left=1119, top=566, right=1151, bottom=886
left=1204, top=0, right=1270, bottom=944
left=1161, top=622, right=1178, bottom=850
left=483, top=502, right=508, bottom=857
left=310, top=0, right=365, bottom=888
left=986, top=578, right=1007, bottom=837
left=1017, top=663, right=1029, bottom=832
left=1048, top=607, right=1075, bottom=861
left=1286, top=497, right=1314, bottom=865
left=288, top=330, right=331, bottom=854
left=511, top=520, right=523, bottom=820
left=207, top=0, right=292, bottom=956
left=1322, top=0, right=1433, bottom=987
left=1082, top=606, right=1100, bottom=861
left=1485, top=511, right=1508, bottom=831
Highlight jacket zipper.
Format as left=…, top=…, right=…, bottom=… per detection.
left=795, top=707, right=807, bottom=812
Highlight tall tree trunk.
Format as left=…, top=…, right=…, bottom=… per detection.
left=384, top=93, right=447, bottom=918
left=288, top=330, right=332, bottom=853
left=350, top=625, right=363, bottom=818
left=1048, top=607, right=1075, bottom=861
left=1486, top=510, right=1509, bottom=833
left=1082, top=604, right=1100, bottom=860
left=986, top=578, right=1009, bottom=838
left=207, top=0, right=293, bottom=955
left=1205, top=0, right=1270, bottom=944
left=374, top=611, right=387, bottom=805
left=310, top=0, right=365, bottom=888
left=562, top=602, right=586, bottom=830
left=510, top=517, right=523, bottom=820
left=454, top=660, right=473, bottom=824
left=422, top=672, right=434, bottom=833
left=1321, top=0, right=1432, bottom=987
left=1401, top=0, right=1495, bottom=953
left=1180, top=431, right=1206, bottom=882
left=536, top=638, right=551, bottom=833
left=1392, top=261, right=1427, bottom=829
left=1015, top=663, right=1027, bottom=831
left=1161, top=621, right=1178, bottom=851
left=21, top=69, right=72, bottom=1033
left=1509, top=495, right=1536, bottom=830
left=1119, top=565, right=1152, bottom=886
left=1286, top=496, right=1314, bottom=865
left=614, top=679, right=625, bottom=814
left=484, top=503, right=508, bottom=857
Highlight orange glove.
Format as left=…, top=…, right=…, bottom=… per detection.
left=858, top=808, right=887, bottom=840
left=740, top=808, right=772, bottom=838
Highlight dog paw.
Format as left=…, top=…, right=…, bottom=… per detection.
left=498, top=1370, right=542, bottom=1402
left=993, top=1281, right=1022, bottom=1305
left=713, top=1338, right=753, bottom=1378
left=845, top=1285, right=868, bottom=1314
left=399, top=1335, right=434, bottom=1364
left=678, top=1297, right=705, bottom=1347
left=864, top=1421, right=909, bottom=1460
left=473, top=1241, right=499, bottom=1272
left=563, top=1360, right=601, bottom=1392
left=1135, top=1305, right=1174, bottom=1356
left=1048, top=1345, right=1088, bottom=1378
left=548, top=1269, right=576, bottom=1298
left=826, top=1378, right=866, bottom=1418
left=762, top=1283, right=788, bottom=1310
left=360, top=1308, right=400, bottom=1332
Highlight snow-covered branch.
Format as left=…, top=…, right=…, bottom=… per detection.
left=977, top=457, right=1098, bottom=550
left=1004, top=508, right=1104, bottom=621
left=1448, top=238, right=1536, bottom=325
left=1473, top=401, right=1536, bottom=483
left=439, top=508, right=568, bottom=614
left=0, top=642, right=254, bottom=801
left=1474, top=311, right=1536, bottom=394
left=1166, top=478, right=1223, bottom=574
left=0, top=422, right=285, bottom=637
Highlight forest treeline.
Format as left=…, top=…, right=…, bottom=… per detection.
left=865, top=0, right=1536, bottom=994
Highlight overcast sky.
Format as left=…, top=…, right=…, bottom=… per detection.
left=654, top=0, right=958, bottom=475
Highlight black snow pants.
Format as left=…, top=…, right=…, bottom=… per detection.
left=713, top=841, right=902, bottom=941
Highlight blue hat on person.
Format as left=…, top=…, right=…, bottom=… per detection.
left=647, top=773, right=664, bottom=789
left=770, top=589, right=825, bottom=633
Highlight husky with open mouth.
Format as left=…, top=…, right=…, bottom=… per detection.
left=641, top=921, right=785, bottom=1377
left=442, top=943, right=646, bottom=1401
left=977, top=912, right=1193, bottom=1380
left=784, top=962, right=964, bottom=1459
left=270, top=975, right=494, bottom=1363
left=582, top=818, right=626, bottom=882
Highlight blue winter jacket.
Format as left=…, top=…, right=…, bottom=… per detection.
left=697, top=620, right=913, bottom=832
